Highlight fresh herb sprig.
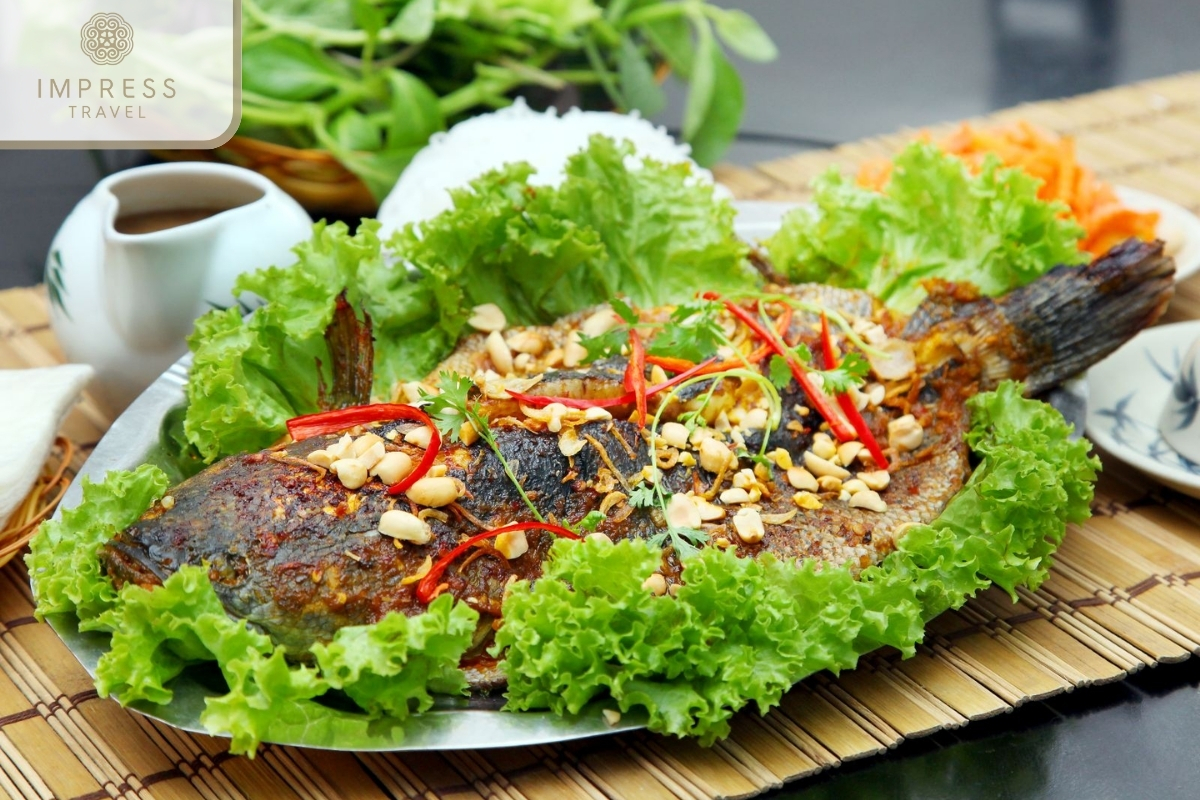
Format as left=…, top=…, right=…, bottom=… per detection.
left=767, top=350, right=869, bottom=395
left=422, top=372, right=545, bottom=522
left=579, top=298, right=728, bottom=364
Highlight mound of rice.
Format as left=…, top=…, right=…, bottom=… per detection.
left=377, top=100, right=726, bottom=235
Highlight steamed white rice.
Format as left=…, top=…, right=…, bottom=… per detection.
left=376, top=99, right=728, bottom=235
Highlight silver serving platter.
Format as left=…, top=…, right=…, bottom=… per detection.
left=46, top=356, right=648, bottom=750
left=41, top=200, right=1096, bottom=751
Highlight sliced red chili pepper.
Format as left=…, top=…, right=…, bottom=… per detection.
left=625, top=329, right=648, bottom=426
left=819, top=313, right=838, bottom=367
left=820, top=313, right=890, bottom=470
left=284, top=403, right=442, bottom=494
left=508, top=357, right=717, bottom=410
left=705, top=293, right=857, bottom=441
left=645, top=355, right=696, bottom=374
left=416, top=521, right=581, bottom=604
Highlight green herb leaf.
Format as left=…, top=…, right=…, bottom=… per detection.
left=383, top=69, right=445, bottom=149
left=681, top=15, right=715, bottom=142
left=420, top=372, right=475, bottom=440
left=815, top=351, right=869, bottom=394
left=388, top=0, right=436, bottom=43
left=329, top=108, right=383, bottom=151
left=709, top=8, right=778, bottom=62
left=640, top=15, right=695, bottom=77
left=579, top=327, right=628, bottom=364
left=242, top=37, right=348, bottom=100
left=684, top=42, right=744, bottom=166
left=573, top=510, right=606, bottom=532
left=616, top=34, right=666, bottom=116
left=628, top=484, right=656, bottom=508
left=767, top=354, right=792, bottom=390
left=647, top=300, right=725, bottom=362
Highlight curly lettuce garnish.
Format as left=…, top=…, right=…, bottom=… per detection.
left=765, top=143, right=1088, bottom=312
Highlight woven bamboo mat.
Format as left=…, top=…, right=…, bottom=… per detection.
left=4, top=70, right=1200, bottom=800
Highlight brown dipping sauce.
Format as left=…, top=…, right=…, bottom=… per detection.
left=113, top=208, right=227, bottom=235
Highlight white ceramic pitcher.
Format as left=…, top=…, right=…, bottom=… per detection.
left=47, top=162, right=312, bottom=415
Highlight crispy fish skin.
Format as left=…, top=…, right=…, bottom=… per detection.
left=101, top=240, right=1173, bottom=688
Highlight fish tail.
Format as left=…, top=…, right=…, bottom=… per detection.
left=907, top=239, right=1175, bottom=395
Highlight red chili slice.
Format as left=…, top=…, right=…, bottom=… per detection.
left=285, top=403, right=442, bottom=494
left=416, top=521, right=581, bottom=603
left=820, top=313, right=890, bottom=470
left=645, top=355, right=695, bottom=374
left=705, top=293, right=857, bottom=441
left=625, top=329, right=648, bottom=426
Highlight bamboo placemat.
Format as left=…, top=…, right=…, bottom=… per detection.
left=4, top=70, right=1200, bottom=800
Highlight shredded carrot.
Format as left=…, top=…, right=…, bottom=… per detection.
left=857, top=120, right=1159, bottom=257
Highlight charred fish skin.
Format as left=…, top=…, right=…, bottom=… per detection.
left=101, top=241, right=1173, bottom=689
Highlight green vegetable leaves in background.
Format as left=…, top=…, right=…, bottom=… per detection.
left=242, top=37, right=352, bottom=101
left=388, top=0, right=436, bottom=43
left=616, top=34, right=666, bottom=116
left=240, top=0, right=778, bottom=197
left=710, top=8, right=778, bottom=62
left=497, top=381, right=1098, bottom=743
left=765, top=142, right=1089, bottom=312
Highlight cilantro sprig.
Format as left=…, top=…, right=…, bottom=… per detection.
left=768, top=349, right=869, bottom=395
left=578, top=298, right=729, bottom=365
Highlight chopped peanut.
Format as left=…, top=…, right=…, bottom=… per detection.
left=786, top=466, right=818, bottom=491
left=732, top=508, right=765, bottom=543
left=378, top=510, right=432, bottom=544
left=888, top=414, right=924, bottom=452
left=331, top=459, right=368, bottom=490
left=849, top=489, right=888, bottom=512
left=495, top=528, right=529, bottom=559
left=468, top=303, right=506, bottom=332
left=804, top=452, right=851, bottom=480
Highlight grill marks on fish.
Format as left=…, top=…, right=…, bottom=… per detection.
left=100, top=238, right=1175, bottom=689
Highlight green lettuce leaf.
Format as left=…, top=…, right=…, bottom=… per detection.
left=27, top=465, right=169, bottom=623
left=495, top=381, right=1099, bottom=743
left=765, top=143, right=1088, bottom=312
left=311, top=595, right=479, bottom=719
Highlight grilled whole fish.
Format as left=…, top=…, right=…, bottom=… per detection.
left=102, top=240, right=1174, bottom=689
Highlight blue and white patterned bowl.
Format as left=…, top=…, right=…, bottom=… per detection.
left=1087, top=320, right=1200, bottom=498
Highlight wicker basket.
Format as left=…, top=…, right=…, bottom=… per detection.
left=0, top=437, right=73, bottom=569
left=155, top=136, right=378, bottom=217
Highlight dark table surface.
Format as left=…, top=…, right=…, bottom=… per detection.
left=4, top=2, right=1200, bottom=797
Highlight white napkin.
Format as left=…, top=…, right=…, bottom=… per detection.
left=0, top=365, right=94, bottom=524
